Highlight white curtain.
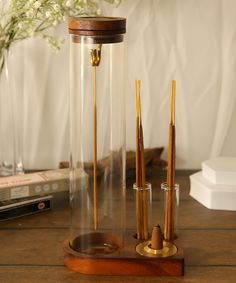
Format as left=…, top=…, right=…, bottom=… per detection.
left=2, top=0, right=236, bottom=170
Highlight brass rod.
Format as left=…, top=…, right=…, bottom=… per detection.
left=93, top=65, right=98, bottom=230
left=90, top=45, right=102, bottom=230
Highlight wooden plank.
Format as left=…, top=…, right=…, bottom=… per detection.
left=0, top=266, right=236, bottom=283
left=1, top=229, right=236, bottom=266
left=182, top=230, right=236, bottom=265
left=1, top=171, right=236, bottom=282
left=0, top=229, right=67, bottom=266
left=0, top=206, right=69, bottom=228
left=1, top=197, right=236, bottom=230
left=178, top=201, right=236, bottom=229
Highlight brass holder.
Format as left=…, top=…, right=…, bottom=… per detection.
left=136, top=240, right=177, bottom=258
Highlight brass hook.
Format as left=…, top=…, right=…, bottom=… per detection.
left=90, top=44, right=102, bottom=67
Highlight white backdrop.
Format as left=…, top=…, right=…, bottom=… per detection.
left=2, top=0, right=236, bottom=170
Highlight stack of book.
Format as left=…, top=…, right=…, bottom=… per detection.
left=190, top=156, right=236, bottom=211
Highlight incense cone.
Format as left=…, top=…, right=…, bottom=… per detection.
left=151, top=225, right=163, bottom=250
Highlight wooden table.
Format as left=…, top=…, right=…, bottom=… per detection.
left=0, top=170, right=236, bottom=282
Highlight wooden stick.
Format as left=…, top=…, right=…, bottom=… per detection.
left=164, top=80, right=176, bottom=241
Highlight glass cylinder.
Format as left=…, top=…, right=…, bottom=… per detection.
left=68, top=17, right=126, bottom=255
left=0, top=43, right=24, bottom=177
left=133, top=183, right=152, bottom=241
left=161, top=182, right=179, bottom=241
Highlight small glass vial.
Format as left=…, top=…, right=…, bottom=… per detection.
left=133, top=182, right=152, bottom=241
left=68, top=17, right=126, bottom=256
left=161, top=182, right=179, bottom=241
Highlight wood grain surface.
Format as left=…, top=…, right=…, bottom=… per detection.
left=1, top=170, right=236, bottom=282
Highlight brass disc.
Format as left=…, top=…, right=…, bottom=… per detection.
left=136, top=240, right=177, bottom=258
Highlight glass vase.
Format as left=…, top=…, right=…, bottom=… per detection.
left=0, top=43, right=24, bottom=177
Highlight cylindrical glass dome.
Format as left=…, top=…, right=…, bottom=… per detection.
left=68, top=17, right=126, bottom=255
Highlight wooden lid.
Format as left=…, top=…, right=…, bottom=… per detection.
left=68, top=17, right=126, bottom=36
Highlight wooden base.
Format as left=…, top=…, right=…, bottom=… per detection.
left=64, top=232, right=184, bottom=276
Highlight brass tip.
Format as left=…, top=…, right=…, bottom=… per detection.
left=151, top=225, right=163, bottom=250
left=90, top=44, right=102, bottom=67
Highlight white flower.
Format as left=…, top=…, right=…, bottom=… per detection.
left=53, top=4, right=60, bottom=12
left=18, top=22, right=24, bottom=29
left=26, top=9, right=34, bottom=19
left=33, top=1, right=41, bottom=9
left=65, top=0, right=73, bottom=8
left=45, top=11, right=51, bottom=18
left=53, top=20, right=58, bottom=26
left=25, top=1, right=33, bottom=9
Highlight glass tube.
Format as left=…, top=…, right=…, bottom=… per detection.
left=68, top=17, right=126, bottom=255
left=161, top=182, right=179, bottom=241
left=133, top=182, right=152, bottom=241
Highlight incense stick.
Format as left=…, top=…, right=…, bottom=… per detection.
left=135, top=80, right=141, bottom=239
left=135, top=80, right=148, bottom=241
left=164, top=80, right=176, bottom=241
left=140, top=114, right=148, bottom=241
left=90, top=45, right=102, bottom=230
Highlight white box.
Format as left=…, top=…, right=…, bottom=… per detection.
left=190, top=171, right=236, bottom=211
left=202, top=157, right=236, bottom=185
left=0, top=168, right=88, bottom=201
